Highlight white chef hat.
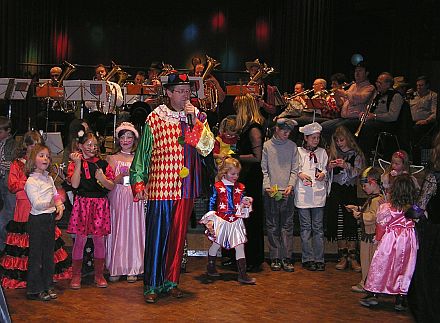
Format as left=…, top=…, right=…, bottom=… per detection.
left=299, top=122, right=322, bottom=135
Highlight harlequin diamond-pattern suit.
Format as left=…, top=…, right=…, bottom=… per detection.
left=130, top=104, right=214, bottom=295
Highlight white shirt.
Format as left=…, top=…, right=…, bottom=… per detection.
left=410, top=90, right=438, bottom=122
left=294, top=147, right=328, bottom=208
left=85, top=81, right=123, bottom=114
left=25, top=171, right=57, bottom=215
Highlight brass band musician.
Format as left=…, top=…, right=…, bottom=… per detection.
left=84, top=64, right=123, bottom=137
left=357, top=72, right=404, bottom=160
left=193, top=62, right=226, bottom=106
left=49, top=66, right=62, bottom=86
left=245, top=59, right=276, bottom=116
left=36, top=66, right=75, bottom=143
left=321, top=61, right=375, bottom=139
left=134, top=71, right=146, bottom=85
left=146, top=62, right=163, bottom=86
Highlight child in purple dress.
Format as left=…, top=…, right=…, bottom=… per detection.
left=106, top=122, right=144, bottom=283
left=360, top=174, right=418, bottom=311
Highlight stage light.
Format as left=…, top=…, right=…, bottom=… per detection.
left=54, top=32, right=69, bottom=61
left=184, top=24, right=198, bottom=42
left=256, top=19, right=269, bottom=43
left=211, top=11, right=225, bottom=31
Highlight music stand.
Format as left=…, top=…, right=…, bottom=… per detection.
left=0, top=78, right=14, bottom=100
left=44, top=132, right=64, bottom=155
left=304, top=98, right=326, bottom=122
left=4, top=79, right=32, bottom=118
left=35, top=80, right=65, bottom=133
left=125, top=84, right=159, bottom=105
left=225, top=84, right=259, bottom=96
left=188, top=76, right=204, bottom=99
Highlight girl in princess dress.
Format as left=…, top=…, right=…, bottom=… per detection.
left=360, top=174, right=418, bottom=311
left=106, top=122, right=145, bottom=283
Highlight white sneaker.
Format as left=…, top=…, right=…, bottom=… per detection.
left=108, top=275, right=120, bottom=282
left=127, top=275, right=137, bottom=283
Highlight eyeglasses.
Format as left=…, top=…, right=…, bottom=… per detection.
left=173, top=89, right=191, bottom=95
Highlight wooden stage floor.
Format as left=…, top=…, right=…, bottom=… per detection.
left=4, top=257, right=414, bottom=322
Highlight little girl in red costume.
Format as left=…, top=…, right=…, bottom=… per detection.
left=199, top=157, right=255, bottom=284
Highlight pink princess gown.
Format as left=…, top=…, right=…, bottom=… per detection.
left=105, top=159, right=145, bottom=276
left=364, top=203, right=418, bottom=295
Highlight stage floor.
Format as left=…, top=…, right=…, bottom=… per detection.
left=4, top=257, right=414, bottom=322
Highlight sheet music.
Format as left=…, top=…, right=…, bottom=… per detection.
left=83, top=80, right=106, bottom=103
left=0, top=78, right=11, bottom=99
left=10, top=79, right=32, bottom=100
left=123, top=86, right=140, bottom=105
left=63, top=80, right=83, bottom=101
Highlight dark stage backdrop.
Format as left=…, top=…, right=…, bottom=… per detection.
left=0, top=0, right=438, bottom=134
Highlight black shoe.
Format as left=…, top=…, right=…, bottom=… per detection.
left=394, top=294, right=407, bottom=311
left=302, top=261, right=317, bottom=271
left=27, top=292, right=51, bottom=301
left=359, top=293, right=378, bottom=307
left=281, top=258, right=295, bottom=272
left=315, top=262, right=325, bottom=271
left=270, top=259, right=282, bottom=271
left=46, top=289, right=57, bottom=299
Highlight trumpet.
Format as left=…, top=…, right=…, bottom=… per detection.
left=284, top=88, right=313, bottom=100
left=329, top=81, right=355, bottom=95
left=354, top=100, right=373, bottom=137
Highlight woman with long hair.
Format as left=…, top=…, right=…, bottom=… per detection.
left=231, top=94, right=265, bottom=271
left=408, top=131, right=440, bottom=321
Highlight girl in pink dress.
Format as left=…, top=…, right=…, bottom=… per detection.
left=67, top=132, right=115, bottom=289
left=106, top=122, right=145, bottom=282
left=360, top=174, right=418, bottom=311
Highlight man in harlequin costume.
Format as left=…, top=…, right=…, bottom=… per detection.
left=130, top=72, right=214, bottom=304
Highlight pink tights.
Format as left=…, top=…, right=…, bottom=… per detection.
left=72, top=235, right=105, bottom=260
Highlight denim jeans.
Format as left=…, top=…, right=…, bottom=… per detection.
left=264, top=193, right=294, bottom=260
left=297, top=207, right=324, bottom=263
left=0, top=176, right=15, bottom=251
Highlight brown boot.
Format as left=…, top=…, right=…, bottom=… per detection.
left=237, top=258, right=256, bottom=285
left=348, top=250, right=361, bottom=272
left=335, top=248, right=348, bottom=270
left=70, top=259, right=82, bottom=289
left=207, top=255, right=220, bottom=277
left=94, top=258, right=108, bottom=288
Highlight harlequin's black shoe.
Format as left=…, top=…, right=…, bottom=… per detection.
left=302, top=261, right=317, bottom=271
left=27, top=292, right=51, bottom=301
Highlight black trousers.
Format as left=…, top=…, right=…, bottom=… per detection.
left=27, top=213, right=55, bottom=294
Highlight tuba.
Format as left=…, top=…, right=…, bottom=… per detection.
left=58, top=61, right=76, bottom=86
left=104, top=61, right=123, bottom=82
left=247, top=62, right=274, bottom=86
left=247, top=61, right=274, bottom=98
left=54, top=61, right=77, bottom=113
left=102, top=61, right=125, bottom=114
left=199, top=55, right=221, bottom=112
